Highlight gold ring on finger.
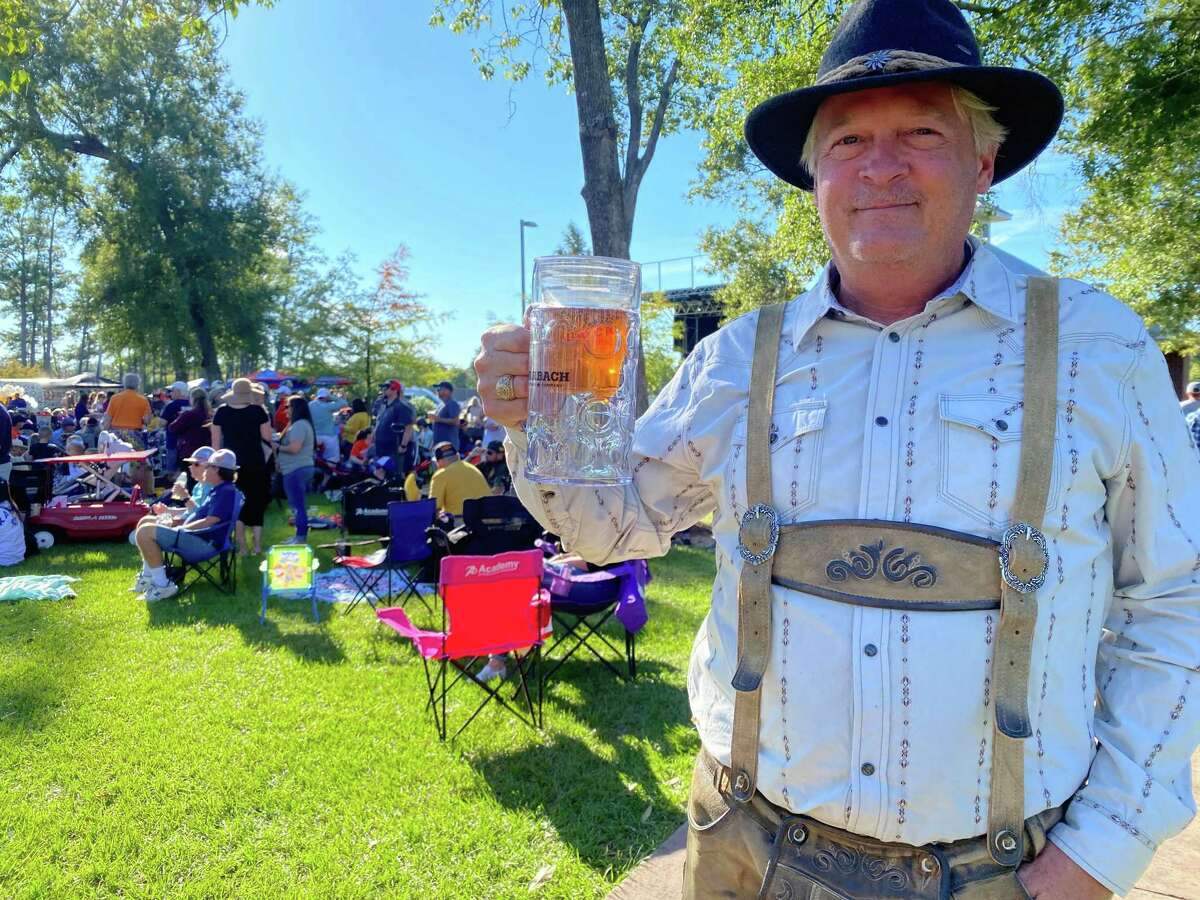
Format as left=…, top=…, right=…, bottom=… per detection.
left=495, top=374, right=516, bottom=402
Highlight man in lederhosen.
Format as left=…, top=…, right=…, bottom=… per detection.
left=474, top=1, right=1200, bottom=896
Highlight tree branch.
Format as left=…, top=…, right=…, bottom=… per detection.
left=953, top=1, right=1008, bottom=15
left=623, top=23, right=644, bottom=182
left=0, top=142, right=22, bottom=174
left=631, top=57, right=679, bottom=188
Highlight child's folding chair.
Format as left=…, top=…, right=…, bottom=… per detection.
left=259, top=543, right=321, bottom=624
left=376, top=549, right=551, bottom=741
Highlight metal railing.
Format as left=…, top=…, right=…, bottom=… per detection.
left=639, top=254, right=717, bottom=293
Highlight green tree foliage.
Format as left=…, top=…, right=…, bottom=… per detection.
left=3, top=0, right=288, bottom=379
left=554, top=221, right=592, bottom=255
left=0, top=0, right=271, bottom=96
left=1038, top=3, right=1199, bottom=352
left=0, top=190, right=73, bottom=370
left=641, top=293, right=681, bottom=398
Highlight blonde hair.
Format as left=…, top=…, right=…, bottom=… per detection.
left=800, top=84, right=1008, bottom=179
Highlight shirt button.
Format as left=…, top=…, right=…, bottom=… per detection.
left=864, top=643, right=878, bottom=657
left=875, top=416, right=889, bottom=427
left=861, top=762, right=876, bottom=776
left=995, top=419, right=1008, bottom=432
left=888, top=331, right=901, bottom=343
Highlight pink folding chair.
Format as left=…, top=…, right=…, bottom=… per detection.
left=376, top=549, right=551, bottom=740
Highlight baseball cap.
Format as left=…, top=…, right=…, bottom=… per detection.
left=433, top=441, right=458, bottom=460
left=170, top=380, right=188, bottom=393
left=373, top=455, right=397, bottom=474
left=433, top=380, right=454, bottom=392
left=209, top=448, right=239, bottom=470
left=316, top=387, right=331, bottom=400
left=1188, top=382, right=1200, bottom=393
left=385, top=379, right=403, bottom=392
left=183, top=446, right=216, bottom=464
left=487, top=440, right=505, bottom=453
left=277, top=384, right=292, bottom=395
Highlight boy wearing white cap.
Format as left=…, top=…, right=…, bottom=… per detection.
left=131, top=448, right=242, bottom=601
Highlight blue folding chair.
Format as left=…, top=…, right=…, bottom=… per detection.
left=259, top=544, right=321, bottom=624
left=332, top=499, right=436, bottom=613
left=163, top=491, right=245, bottom=595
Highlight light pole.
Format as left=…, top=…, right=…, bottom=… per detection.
left=520, top=219, right=538, bottom=317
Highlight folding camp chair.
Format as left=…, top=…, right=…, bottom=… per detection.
left=332, top=499, right=435, bottom=613
left=376, top=549, right=551, bottom=740
left=446, top=496, right=545, bottom=556
left=540, top=556, right=650, bottom=686
left=163, top=491, right=245, bottom=596
left=259, top=543, right=321, bottom=624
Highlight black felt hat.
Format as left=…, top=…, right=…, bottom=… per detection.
left=744, top=0, right=1063, bottom=191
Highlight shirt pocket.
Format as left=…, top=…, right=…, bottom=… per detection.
left=937, top=393, right=1063, bottom=528
left=727, top=399, right=828, bottom=521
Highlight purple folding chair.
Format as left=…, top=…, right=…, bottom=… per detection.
left=331, top=499, right=435, bottom=613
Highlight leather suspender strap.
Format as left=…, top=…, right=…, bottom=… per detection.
left=729, top=302, right=786, bottom=805
left=987, top=276, right=1059, bottom=866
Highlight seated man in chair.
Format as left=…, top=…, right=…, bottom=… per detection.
left=428, top=441, right=490, bottom=527
left=131, top=448, right=241, bottom=602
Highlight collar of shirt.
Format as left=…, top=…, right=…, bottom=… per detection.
left=789, top=237, right=1024, bottom=346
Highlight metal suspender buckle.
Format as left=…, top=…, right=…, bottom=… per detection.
left=998, top=522, right=1049, bottom=594
left=738, top=504, right=779, bottom=566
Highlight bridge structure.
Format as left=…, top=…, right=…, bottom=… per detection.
left=642, top=255, right=726, bottom=356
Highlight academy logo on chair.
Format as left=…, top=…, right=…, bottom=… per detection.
left=464, top=560, right=521, bottom=578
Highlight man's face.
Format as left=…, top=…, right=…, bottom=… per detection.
left=810, top=83, right=996, bottom=271
left=437, top=387, right=451, bottom=401
left=385, top=387, right=398, bottom=402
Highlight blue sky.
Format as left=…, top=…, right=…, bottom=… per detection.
left=220, top=0, right=1078, bottom=369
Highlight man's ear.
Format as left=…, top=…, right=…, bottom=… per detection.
left=976, top=145, right=998, bottom=194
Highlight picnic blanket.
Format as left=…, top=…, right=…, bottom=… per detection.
left=312, top=567, right=436, bottom=605
left=0, top=575, right=80, bottom=602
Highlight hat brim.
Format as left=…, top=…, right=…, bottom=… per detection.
left=744, top=66, right=1063, bottom=191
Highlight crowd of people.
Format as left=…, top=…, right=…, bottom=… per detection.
left=0, top=374, right=511, bottom=596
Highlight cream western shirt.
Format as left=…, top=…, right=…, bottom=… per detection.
left=505, top=240, right=1200, bottom=895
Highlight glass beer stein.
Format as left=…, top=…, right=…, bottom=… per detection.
left=525, top=255, right=641, bottom=485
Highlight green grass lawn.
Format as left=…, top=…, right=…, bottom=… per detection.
left=0, top=502, right=715, bottom=898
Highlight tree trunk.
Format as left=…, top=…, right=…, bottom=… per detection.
left=561, top=0, right=629, bottom=260
left=43, top=207, right=56, bottom=372
left=559, top=0, right=680, bottom=414
left=18, top=235, right=28, bottom=366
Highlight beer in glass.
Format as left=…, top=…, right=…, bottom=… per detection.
left=525, top=255, right=641, bottom=485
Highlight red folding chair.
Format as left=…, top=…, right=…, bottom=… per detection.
left=376, top=549, right=551, bottom=741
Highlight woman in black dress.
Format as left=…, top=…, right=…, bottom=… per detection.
left=211, top=378, right=273, bottom=555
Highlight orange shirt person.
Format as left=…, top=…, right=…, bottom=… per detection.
left=104, top=379, right=152, bottom=430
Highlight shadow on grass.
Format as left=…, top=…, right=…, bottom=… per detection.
left=469, top=656, right=694, bottom=875
left=144, top=582, right=346, bottom=664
